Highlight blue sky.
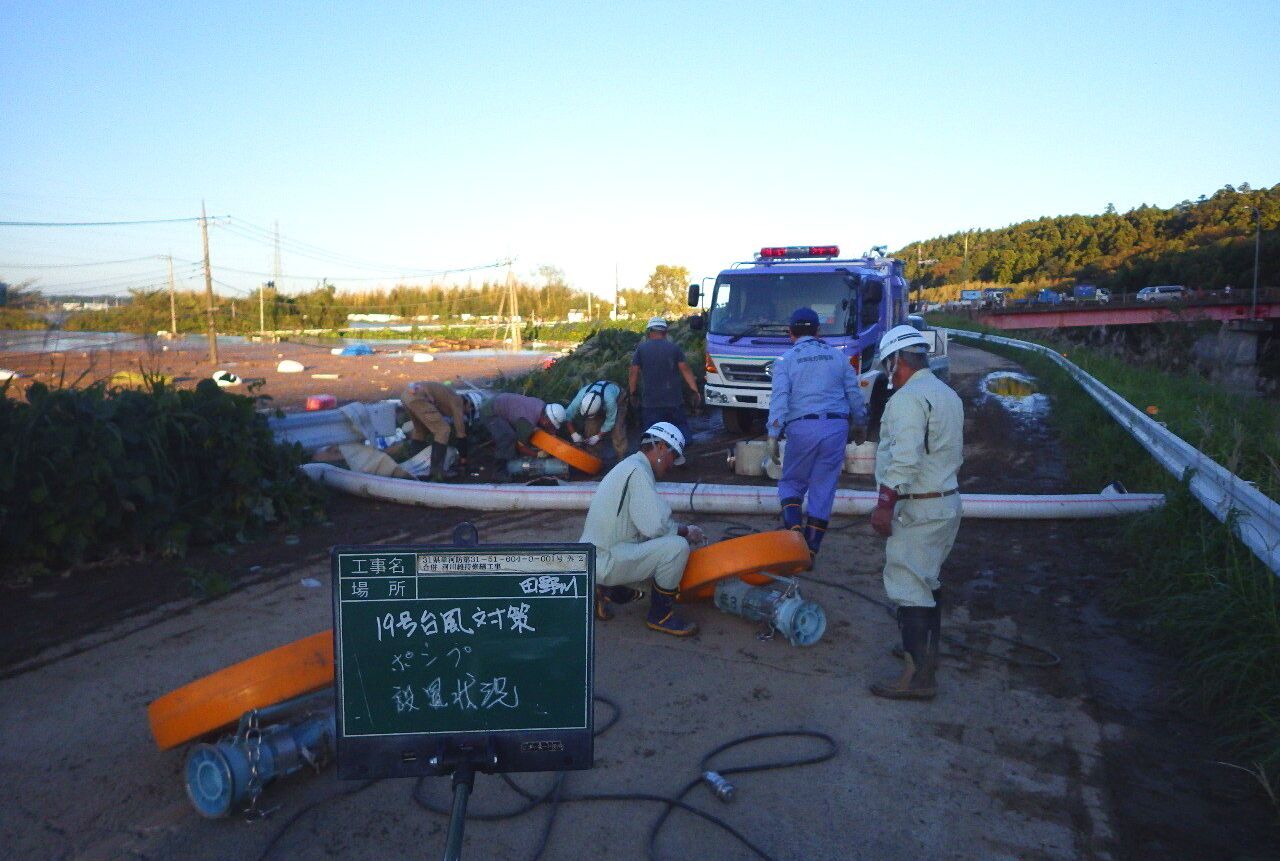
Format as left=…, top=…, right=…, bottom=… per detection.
left=1, top=0, right=1277, bottom=301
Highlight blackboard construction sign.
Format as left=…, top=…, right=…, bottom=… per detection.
left=332, top=543, right=594, bottom=779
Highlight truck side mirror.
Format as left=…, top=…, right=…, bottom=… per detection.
left=687, top=313, right=705, bottom=332
left=687, top=283, right=701, bottom=307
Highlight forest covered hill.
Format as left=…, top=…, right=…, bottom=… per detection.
left=895, top=183, right=1278, bottom=298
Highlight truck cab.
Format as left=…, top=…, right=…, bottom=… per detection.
left=689, top=245, right=908, bottom=433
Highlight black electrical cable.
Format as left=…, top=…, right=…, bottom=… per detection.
left=256, top=778, right=381, bottom=861
left=697, top=518, right=1062, bottom=669
left=408, top=694, right=838, bottom=861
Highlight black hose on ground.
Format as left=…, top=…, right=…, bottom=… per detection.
left=699, top=518, right=1062, bottom=669
left=257, top=693, right=837, bottom=861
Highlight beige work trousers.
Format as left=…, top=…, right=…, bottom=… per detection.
left=401, top=388, right=451, bottom=443
left=882, top=494, right=962, bottom=608
left=597, top=534, right=688, bottom=591
left=581, top=393, right=630, bottom=459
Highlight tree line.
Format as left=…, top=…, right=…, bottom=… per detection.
left=896, top=183, right=1278, bottom=298
left=26, top=263, right=694, bottom=336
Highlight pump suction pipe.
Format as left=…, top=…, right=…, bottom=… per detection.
left=184, top=692, right=336, bottom=818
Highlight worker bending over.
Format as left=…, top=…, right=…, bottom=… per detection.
left=766, top=307, right=868, bottom=558
left=578, top=422, right=706, bottom=636
left=565, top=379, right=629, bottom=461
left=481, top=392, right=567, bottom=467
left=868, top=325, right=964, bottom=701
left=400, top=381, right=482, bottom=482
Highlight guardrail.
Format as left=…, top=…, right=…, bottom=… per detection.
left=946, top=328, right=1280, bottom=577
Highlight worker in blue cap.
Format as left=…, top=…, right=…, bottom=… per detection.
left=766, top=307, right=869, bottom=558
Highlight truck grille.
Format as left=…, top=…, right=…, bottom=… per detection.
left=719, top=362, right=771, bottom=384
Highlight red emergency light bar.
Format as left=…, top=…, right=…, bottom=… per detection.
left=758, top=245, right=840, bottom=259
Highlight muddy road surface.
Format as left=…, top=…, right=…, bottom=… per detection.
left=2, top=344, right=1276, bottom=860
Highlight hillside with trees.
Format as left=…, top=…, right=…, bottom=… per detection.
left=896, top=183, right=1278, bottom=300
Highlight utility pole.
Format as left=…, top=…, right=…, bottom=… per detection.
left=1252, top=207, right=1262, bottom=319
left=166, top=254, right=177, bottom=336
left=612, top=263, right=619, bottom=321
left=506, top=264, right=522, bottom=352
left=200, top=201, right=218, bottom=365
left=260, top=281, right=269, bottom=340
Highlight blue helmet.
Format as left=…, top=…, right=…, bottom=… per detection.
left=789, top=307, right=819, bottom=328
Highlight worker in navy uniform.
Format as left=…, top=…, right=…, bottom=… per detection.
left=868, top=324, right=964, bottom=701
left=766, top=307, right=869, bottom=558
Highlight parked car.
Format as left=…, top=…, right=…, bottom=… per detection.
left=1136, top=285, right=1186, bottom=302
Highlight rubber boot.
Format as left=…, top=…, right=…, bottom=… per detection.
left=594, top=585, right=646, bottom=621
left=803, top=516, right=829, bottom=557
left=871, top=607, right=936, bottom=700
left=646, top=584, right=698, bottom=637
left=925, top=588, right=942, bottom=687
left=781, top=496, right=803, bottom=532
left=406, top=438, right=428, bottom=458
left=429, top=442, right=449, bottom=482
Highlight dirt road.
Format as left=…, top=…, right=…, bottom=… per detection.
left=2, top=344, right=1275, bottom=860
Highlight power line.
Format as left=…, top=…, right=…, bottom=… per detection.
left=0, top=216, right=226, bottom=227
left=0, top=255, right=166, bottom=269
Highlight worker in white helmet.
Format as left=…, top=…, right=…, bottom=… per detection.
left=400, top=380, right=475, bottom=482
left=565, top=379, right=629, bottom=460
left=578, top=422, right=705, bottom=636
left=480, top=392, right=568, bottom=468
left=868, top=324, right=964, bottom=701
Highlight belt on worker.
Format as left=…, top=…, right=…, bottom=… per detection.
left=793, top=412, right=849, bottom=421
left=900, top=489, right=959, bottom=500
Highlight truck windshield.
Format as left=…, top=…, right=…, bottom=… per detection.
left=708, top=272, right=854, bottom=337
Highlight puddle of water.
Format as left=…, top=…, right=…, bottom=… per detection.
left=978, top=371, right=1049, bottom=421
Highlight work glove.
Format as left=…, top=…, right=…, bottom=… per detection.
left=684, top=524, right=707, bottom=546
left=571, top=432, right=584, bottom=444
left=587, top=434, right=601, bottom=446
left=848, top=424, right=867, bottom=446
left=870, top=484, right=898, bottom=538
left=535, top=450, right=549, bottom=459
left=765, top=437, right=780, bottom=464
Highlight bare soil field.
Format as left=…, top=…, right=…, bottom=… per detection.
left=0, top=335, right=552, bottom=411
left=1, top=344, right=1276, bottom=860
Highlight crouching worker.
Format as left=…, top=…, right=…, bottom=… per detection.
left=401, top=381, right=481, bottom=482
left=578, top=422, right=706, bottom=636
left=565, top=379, right=629, bottom=460
left=480, top=392, right=567, bottom=468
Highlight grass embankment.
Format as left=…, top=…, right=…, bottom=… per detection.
left=331, top=320, right=623, bottom=344
left=0, top=376, right=320, bottom=577
left=938, top=315, right=1280, bottom=798
left=495, top=319, right=705, bottom=404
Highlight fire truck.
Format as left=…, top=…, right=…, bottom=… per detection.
left=689, top=245, right=910, bottom=433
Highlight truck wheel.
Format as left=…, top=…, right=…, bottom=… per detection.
left=722, top=407, right=759, bottom=435
left=679, top=530, right=812, bottom=601
left=147, top=631, right=334, bottom=750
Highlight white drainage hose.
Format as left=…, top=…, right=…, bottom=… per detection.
left=302, top=463, right=1163, bottom=519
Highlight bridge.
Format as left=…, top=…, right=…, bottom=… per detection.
left=975, top=293, right=1280, bottom=330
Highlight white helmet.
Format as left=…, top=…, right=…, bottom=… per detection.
left=877, top=324, right=931, bottom=364
left=461, top=390, right=484, bottom=420
left=646, top=316, right=669, bottom=331
left=641, top=421, right=686, bottom=465
left=580, top=386, right=606, bottom=417
left=543, top=402, right=567, bottom=428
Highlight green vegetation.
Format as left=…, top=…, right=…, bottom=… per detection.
left=947, top=324, right=1280, bottom=800
left=55, top=263, right=697, bottom=337
left=0, top=376, right=320, bottom=574
left=899, top=183, right=1278, bottom=300
left=496, top=319, right=704, bottom=405
left=0, top=308, right=49, bottom=330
